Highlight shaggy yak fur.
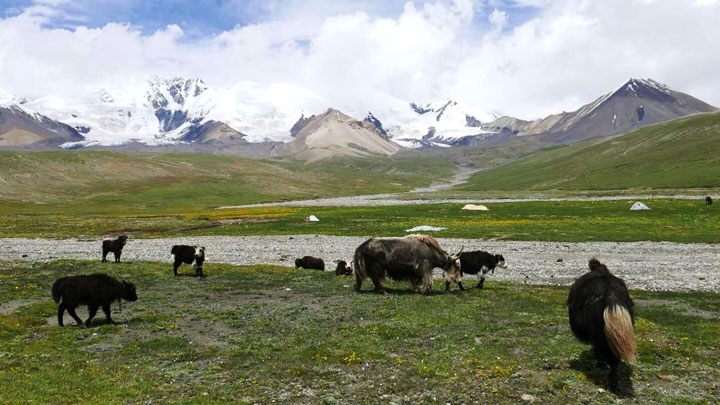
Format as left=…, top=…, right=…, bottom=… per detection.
left=335, top=260, right=353, bottom=276
left=706, top=196, right=713, bottom=205
left=171, top=245, right=206, bottom=277
left=353, top=234, right=462, bottom=295
left=102, top=235, right=128, bottom=263
left=445, top=250, right=506, bottom=291
left=567, top=259, right=636, bottom=390
left=51, top=273, right=138, bottom=327
left=295, top=256, right=325, bottom=271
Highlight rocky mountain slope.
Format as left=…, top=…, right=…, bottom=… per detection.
left=484, top=78, right=718, bottom=143
left=288, top=108, right=400, bottom=162
left=0, top=104, right=83, bottom=148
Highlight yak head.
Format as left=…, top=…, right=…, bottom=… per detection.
left=118, top=235, right=128, bottom=246
left=194, top=246, right=205, bottom=259
left=445, top=246, right=463, bottom=282
left=122, top=281, right=138, bottom=302
left=495, top=254, right=507, bottom=269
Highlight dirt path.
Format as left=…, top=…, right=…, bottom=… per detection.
left=1, top=236, right=717, bottom=293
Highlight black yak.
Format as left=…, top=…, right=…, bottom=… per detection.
left=445, top=250, right=506, bottom=291
left=706, top=196, right=713, bottom=205
left=171, top=245, right=206, bottom=277
left=568, top=259, right=636, bottom=390
left=102, top=235, right=128, bottom=263
left=295, top=256, right=325, bottom=271
left=353, top=234, right=462, bottom=295
left=51, top=273, right=138, bottom=327
left=335, top=260, right=352, bottom=276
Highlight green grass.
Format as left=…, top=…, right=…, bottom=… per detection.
left=2, top=200, right=719, bottom=243
left=460, top=112, right=720, bottom=192
left=0, top=151, right=454, bottom=212
left=0, top=260, right=717, bottom=403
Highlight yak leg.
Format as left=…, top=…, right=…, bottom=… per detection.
left=114, top=251, right=121, bottom=263
left=173, top=261, right=180, bottom=276
left=85, top=304, right=99, bottom=327
left=476, top=273, right=485, bottom=289
left=420, top=261, right=433, bottom=295
left=57, top=303, right=67, bottom=326
left=102, top=303, right=115, bottom=324
left=354, top=270, right=363, bottom=292
left=66, top=306, right=84, bottom=326
left=102, top=249, right=108, bottom=263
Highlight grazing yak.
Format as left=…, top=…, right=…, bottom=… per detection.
left=706, top=196, right=713, bottom=205
left=295, top=256, right=325, bottom=271
left=102, top=235, right=128, bottom=263
left=171, top=245, right=206, bottom=277
left=335, top=260, right=353, bottom=276
left=445, top=250, right=506, bottom=291
left=51, top=273, right=138, bottom=327
left=568, top=259, right=636, bottom=390
left=353, top=234, right=462, bottom=295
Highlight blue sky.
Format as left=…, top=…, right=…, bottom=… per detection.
left=1, top=0, right=542, bottom=38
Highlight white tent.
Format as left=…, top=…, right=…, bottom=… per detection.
left=305, top=215, right=320, bottom=222
left=630, top=202, right=650, bottom=210
left=462, top=204, right=489, bottom=211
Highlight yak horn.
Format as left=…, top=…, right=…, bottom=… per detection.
left=457, top=245, right=464, bottom=255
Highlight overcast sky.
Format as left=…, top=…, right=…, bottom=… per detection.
left=1, top=0, right=719, bottom=119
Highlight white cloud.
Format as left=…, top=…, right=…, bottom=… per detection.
left=1, top=0, right=719, bottom=121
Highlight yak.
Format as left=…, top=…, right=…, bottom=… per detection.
left=567, top=259, right=636, bottom=390
left=295, top=256, right=325, bottom=271
left=102, top=235, right=128, bottom=263
left=353, top=234, right=462, bottom=295
left=51, top=273, right=138, bottom=327
left=445, top=250, right=506, bottom=291
left=706, top=196, right=713, bottom=205
left=335, top=260, right=353, bottom=276
left=171, top=245, right=206, bottom=277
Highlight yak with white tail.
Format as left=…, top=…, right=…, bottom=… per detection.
left=567, top=258, right=636, bottom=390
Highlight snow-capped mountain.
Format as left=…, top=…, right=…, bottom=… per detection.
left=484, top=78, right=718, bottom=143
left=17, top=77, right=324, bottom=148
left=0, top=100, right=82, bottom=148
left=384, top=99, right=498, bottom=148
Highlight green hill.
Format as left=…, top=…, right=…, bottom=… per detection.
left=0, top=151, right=454, bottom=213
left=460, top=112, right=720, bottom=191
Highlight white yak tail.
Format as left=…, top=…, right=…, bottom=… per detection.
left=603, top=304, right=637, bottom=365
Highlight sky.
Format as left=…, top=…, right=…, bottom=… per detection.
left=1, top=0, right=719, bottom=119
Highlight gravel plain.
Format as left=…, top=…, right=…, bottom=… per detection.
left=1, top=235, right=718, bottom=293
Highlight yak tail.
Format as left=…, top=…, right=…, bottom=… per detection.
left=51, top=279, right=63, bottom=304
left=603, top=304, right=637, bottom=365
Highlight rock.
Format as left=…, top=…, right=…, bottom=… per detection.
left=521, top=394, right=536, bottom=402
left=556, top=258, right=563, bottom=262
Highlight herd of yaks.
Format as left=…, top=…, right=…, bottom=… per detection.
left=49, top=233, right=636, bottom=391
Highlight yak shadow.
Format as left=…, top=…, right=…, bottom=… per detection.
left=174, top=272, right=207, bottom=278
left=355, top=287, right=442, bottom=296
left=569, top=350, right=635, bottom=397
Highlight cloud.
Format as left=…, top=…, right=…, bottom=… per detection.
left=1, top=0, right=719, bottom=121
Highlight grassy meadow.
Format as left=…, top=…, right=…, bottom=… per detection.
left=1, top=260, right=718, bottom=404
left=2, top=199, right=719, bottom=243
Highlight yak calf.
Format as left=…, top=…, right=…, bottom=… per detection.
left=446, top=250, right=506, bottom=291
left=568, top=259, right=636, bottom=391
left=335, top=260, right=352, bottom=276
left=102, top=235, right=128, bottom=263
left=295, top=256, right=325, bottom=271
left=171, top=245, right=206, bottom=277
left=51, top=273, right=138, bottom=327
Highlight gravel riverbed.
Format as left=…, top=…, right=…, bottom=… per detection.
left=1, top=235, right=717, bottom=293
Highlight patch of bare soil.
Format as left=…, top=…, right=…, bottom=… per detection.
left=0, top=298, right=44, bottom=315
left=635, top=298, right=719, bottom=320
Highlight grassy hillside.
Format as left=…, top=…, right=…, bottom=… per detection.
left=459, top=112, right=720, bottom=191
left=0, top=151, right=454, bottom=213
left=1, top=260, right=718, bottom=403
